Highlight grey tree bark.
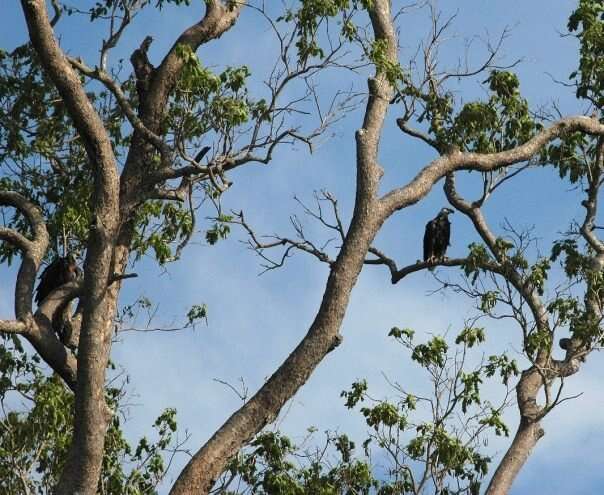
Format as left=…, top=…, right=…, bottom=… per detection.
left=7, top=2, right=604, bottom=494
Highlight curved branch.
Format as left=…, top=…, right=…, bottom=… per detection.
left=0, top=227, right=31, bottom=253
left=396, top=117, right=440, bottom=150
left=444, top=174, right=549, bottom=337
left=380, top=116, right=604, bottom=216
left=0, top=191, right=49, bottom=319
left=140, top=0, right=245, bottom=128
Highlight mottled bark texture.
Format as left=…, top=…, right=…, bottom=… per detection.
left=20, top=0, right=121, bottom=491
left=10, top=1, right=604, bottom=494
left=16, top=1, right=244, bottom=494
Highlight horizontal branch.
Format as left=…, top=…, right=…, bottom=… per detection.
left=0, top=319, right=29, bottom=334
left=0, top=227, right=32, bottom=252
left=391, top=258, right=467, bottom=283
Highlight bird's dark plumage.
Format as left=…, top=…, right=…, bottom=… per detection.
left=194, top=146, right=211, bottom=163
left=423, top=207, right=454, bottom=263
left=559, top=338, right=571, bottom=351
left=34, top=254, right=81, bottom=305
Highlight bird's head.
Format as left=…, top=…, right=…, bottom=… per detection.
left=439, top=207, right=454, bottom=217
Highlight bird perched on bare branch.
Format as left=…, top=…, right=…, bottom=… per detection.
left=423, top=207, right=454, bottom=264
left=34, top=253, right=81, bottom=305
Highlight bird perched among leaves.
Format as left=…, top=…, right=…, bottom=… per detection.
left=423, top=207, right=454, bottom=264
left=34, top=254, right=81, bottom=305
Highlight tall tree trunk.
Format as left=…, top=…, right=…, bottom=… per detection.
left=169, top=2, right=397, bottom=493
left=486, top=419, right=544, bottom=495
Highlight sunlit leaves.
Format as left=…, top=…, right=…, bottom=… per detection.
left=568, top=0, right=604, bottom=107
left=444, top=70, right=542, bottom=153
left=131, top=201, right=193, bottom=264
left=172, top=44, right=260, bottom=140
left=340, top=379, right=368, bottom=409
left=463, top=243, right=491, bottom=283
left=369, top=39, right=405, bottom=86
left=455, top=326, right=486, bottom=347
left=479, top=408, right=509, bottom=436
left=411, top=336, right=448, bottom=368
left=0, top=335, right=183, bottom=493
left=484, top=354, right=519, bottom=386
left=205, top=213, right=232, bottom=245
left=226, top=430, right=378, bottom=494
left=543, top=131, right=589, bottom=183
left=527, top=258, right=551, bottom=296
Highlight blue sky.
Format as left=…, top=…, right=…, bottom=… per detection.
left=2, top=1, right=603, bottom=493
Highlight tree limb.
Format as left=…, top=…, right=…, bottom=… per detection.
left=169, top=1, right=396, bottom=493
left=380, top=116, right=604, bottom=217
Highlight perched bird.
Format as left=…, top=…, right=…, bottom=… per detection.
left=194, top=146, right=211, bottom=164
left=423, top=207, right=454, bottom=264
left=34, top=254, right=81, bottom=305
left=559, top=337, right=571, bottom=351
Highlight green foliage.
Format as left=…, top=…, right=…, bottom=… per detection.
left=387, top=326, right=415, bottom=340
left=463, top=243, right=491, bottom=283
left=455, top=326, right=486, bottom=347
left=479, top=408, right=509, bottom=437
left=277, top=0, right=373, bottom=64
left=0, top=334, right=184, bottom=493
left=340, top=379, right=368, bottom=409
left=411, top=336, right=448, bottom=368
left=543, top=131, right=589, bottom=183
left=333, top=328, right=516, bottom=494
left=186, top=304, right=208, bottom=327
left=74, top=0, right=192, bottom=21
left=206, top=214, right=232, bottom=245
left=131, top=201, right=193, bottom=264
left=568, top=0, right=604, bottom=107
left=171, top=44, right=266, bottom=140
left=550, top=239, right=590, bottom=278
left=369, top=39, right=405, bottom=85
left=484, top=354, right=519, bottom=387
left=0, top=46, right=97, bottom=261
left=527, top=258, right=551, bottom=296
left=224, top=431, right=378, bottom=494
left=525, top=328, right=552, bottom=358
left=479, top=291, right=499, bottom=313
left=459, top=371, right=482, bottom=413
left=547, top=238, right=604, bottom=342
left=420, top=70, right=543, bottom=152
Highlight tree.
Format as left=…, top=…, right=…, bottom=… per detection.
left=2, top=1, right=604, bottom=494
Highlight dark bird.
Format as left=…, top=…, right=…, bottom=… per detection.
left=34, top=254, right=81, bottom=305
left=423, top=207, right=454, bottom=264
left=559, top=338, right=571, bottom=351
left=194, top=146, right=211, bottom=164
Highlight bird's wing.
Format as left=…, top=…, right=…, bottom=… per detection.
left=443, top=218, right=451, bottom=246
left=194, top=146, right=211, bottom=163
left=423, top=220, right=436, bottom=261
left=35, top=258, right=62, bottom=304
